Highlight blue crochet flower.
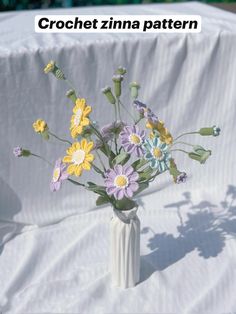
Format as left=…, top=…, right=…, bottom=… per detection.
left=143, top=137, right=171, bottom=172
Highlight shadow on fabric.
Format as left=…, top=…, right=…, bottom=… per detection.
left=0, top=177, right=23, bottom=255
left=140, top=184, right=236, bottom=283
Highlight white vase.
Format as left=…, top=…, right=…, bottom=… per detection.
left=110, top=207, right=140, bottom=288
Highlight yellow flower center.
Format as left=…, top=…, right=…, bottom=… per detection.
left=74, top=109, right=83, bottom=126
left=153, top=147, right=162, bottom=158
left=114, top=175, right=128, bottom=188
left=53, top=168, right=60, bottom=182
left=72, top=149, right=86, bottom=165
left=129, top=134, right=141, bottom=145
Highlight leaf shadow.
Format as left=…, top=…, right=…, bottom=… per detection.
left=140, top=185, right=236, bottom=283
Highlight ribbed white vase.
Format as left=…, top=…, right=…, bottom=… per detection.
left=110, top=207, right=140, bottom=288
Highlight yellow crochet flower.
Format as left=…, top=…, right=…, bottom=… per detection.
left=148, top=120, right=173, bottom=145
left=70, top=98, right=92, bottom=138
left=44, top=61, right=55, bottom=74
left=33, top=119, right=47, bottom=133
left=63, top=139, right=94, bottom=176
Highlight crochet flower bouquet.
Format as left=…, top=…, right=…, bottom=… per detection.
left=14, top=61, right=220, bottom=288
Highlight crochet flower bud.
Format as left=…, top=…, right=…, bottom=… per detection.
left=13, top=147, right=31, bottom=157
left=112, top=75, right=123, bottom=97
left=129, top=82, right=140, bottom=100
left=169, top=159, right=187, bottom=183
left=44, top=60, right=66, bottom=80
left=66, top=89, right=77, bottom=103
left=199, top=126, right=220, bottom=137
left=102, top=86, right=116, bottom=105
left=188, top=146, right=211, bottom=164
left=116, top=66, right=127, bottom=75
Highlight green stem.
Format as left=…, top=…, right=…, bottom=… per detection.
left=118, top=99, right=136, bottom=122
left=90, top=123, right=111, bottom=157
left=174, top=131, right=199, bottom=141
left=92, top=164, right=105, bottom=177
left=135, top=116, right=143, bottom=125
left=30, top=153, right=53, bottom=166
left=148, top=170, right=160, bottom=182
left=117, top=98, right=122, bottom=121
left=114, top=137, right=118, bottom=155
left=65, top=79, right=77, bottom=92
left=95, top=151, right=106, bottom=172
left=67, top=178, right=86, bottom=187
left=171, top=141, right=195, bottom=148
left=48, top=131, right=72, bottom=145
left=170, top=148, right=190, bottom=155
left=113, top=103, right=118, bottom=121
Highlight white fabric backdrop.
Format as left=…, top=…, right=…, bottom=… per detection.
left=0, top=2, right=236, bottom=313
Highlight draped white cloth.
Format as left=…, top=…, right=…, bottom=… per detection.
left=0, top=2, right=236, bottom=313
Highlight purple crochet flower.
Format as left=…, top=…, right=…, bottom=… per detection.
left=50, top=158, right=69, bottom=192
left=176, top=172, right=187, bottom=184
left=120, top=125, right=145, bottom=157
left=94, top=121, right=125, bottom=149
left=105, top=165, right=139, bottom=200
left=133, top=100, right=147, bottom=115
left=146, top=109, right=158, bottom=124
left=133, top=100, right=158, bottom=124
left=101, top=121, right=125, bottom=137
left=13, top=146, right=23, bottom=157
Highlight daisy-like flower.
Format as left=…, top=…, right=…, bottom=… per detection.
left=143, top=137, right=171, bottom=172
left=120, top=125, right=145, bottom=157
left=63, top=139, right=94, bottom=176
left=149, top=121, right=173, bottom=145
left=50, top=158, right=69, bottom=192
left=105, top=165, right=139, bottom=200
left=70, top=98, right=92, bottom=139
left=33, top=119, right=47, bottom=133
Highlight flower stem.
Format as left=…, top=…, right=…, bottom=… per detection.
left=30, top=153, right=53, bottom=166
left=92, top=163, right=105, bottom=177
left=90, top=123, right=111, bottom=157
left=174, top=131, right=199, bottom=141
left=170, top=148, right=190, bottom=155
left=171, top=141, right=195, bottom=148
left=65, top=79, right=77, bottom=92
left=135, top=116, right=143, bottom=125
left=116, top=98, right=122, bottom=121
left=148, top=170, right=160, bottom=182
left=48, top=131, right=72, bottom=145
left=113, top=103, right=118, bottom=121
left=67, top=178, right=86, bottom=187
left=114, top=137, right=118, bottom=155
left=95, top=151, right=106, bottom=172
left=118, top=99, right=136, bottom=122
